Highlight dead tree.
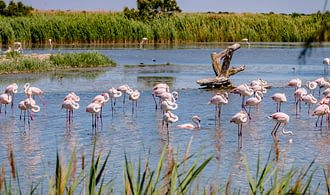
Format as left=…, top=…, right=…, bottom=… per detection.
left=196, top=43, right=245, bottom=88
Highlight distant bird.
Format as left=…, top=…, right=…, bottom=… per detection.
left=48, top=39, right=53, bottom=50
left=312, top=104, right=330, bottom=128
left=13, top=41, right=23, bottom=53
left=176, top=115, right=201, bottom=129
left=271, top=92, right=287, bottom=112
left=5, top=83, right=18, bottom=110
left=268, top=112, right=293, bottom=138
left=230, top=111, right=248, bottom=149
left=241, top=38, right=250, bottom=48
left=323, top=57, right=330, bottom=75
left=140, top=37, right=148, bottom=48
left=208, top=92, right=228, bottom=124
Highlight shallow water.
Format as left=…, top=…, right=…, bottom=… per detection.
left=0, top=43, right=330, bottom=193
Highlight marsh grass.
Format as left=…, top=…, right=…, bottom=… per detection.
left=0, top=51, right=116, bottom=74
left=1, top=140, right=330, bottom=194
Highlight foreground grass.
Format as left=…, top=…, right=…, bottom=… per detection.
left=1, top=140, right=330, bottom=194
left=0, top=51, right=116, bottom=74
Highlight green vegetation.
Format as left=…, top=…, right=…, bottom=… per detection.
left=1, top=142, right=330, bottom=194
left=0, top=0, right=33, bottom=17
left=0, top=51, right=116, bottom=74
left=0, top=11, right=328, bottom=46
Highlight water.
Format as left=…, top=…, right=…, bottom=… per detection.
left=0, top=43, right=330, bottom=193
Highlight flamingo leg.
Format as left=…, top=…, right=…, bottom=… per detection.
left=271, top=122, right=280, bottom=137
left=152, top=94, right=158, bottom=110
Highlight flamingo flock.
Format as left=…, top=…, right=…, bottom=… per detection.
left=3, top=64, right=330, bottom=149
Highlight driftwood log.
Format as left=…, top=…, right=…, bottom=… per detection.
left=197, top=43, right=245, bottom=88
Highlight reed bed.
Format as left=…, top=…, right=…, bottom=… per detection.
left=0, top=51, right=116, bottom=74
left=1, top=140, right=330, bottom=194
left=0, top=11, right=328, bottom=46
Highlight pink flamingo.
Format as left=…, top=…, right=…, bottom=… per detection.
left=0, top=93, right=12, bottom=115
left=208, top=92, right=228, bottom=124
left=294, top=87, right=307, bottom=115
left=176, top=115, right=201, bottom=129
left=91, top=92, right=109, bottom=120
left=61, top=98, right=80, bottom=123
left=306, top=81, right=317, bottom=95
left=117, top=84, right=133, bottom=105
left=24, top=83, right=45, bottom=105
left=129, top=89, right=140, bottom=114
left=315, top=77, right=325, bottom=96
left=230, top=111, right=248, bottom=149
left=271, top=92, right=287, bottom=112
left=23, top=97, right=41, bottom=121
left=152, top=83, right=169, bottom=110
left=301, top=94, right=317, bottom=115
left=86, top=102, right=102, bottom=129
left=268, top=112, right=293, bottom=138
left=312, top=104, right=330, bottom=128
left=64, top=92, right=80, bottom=102
left=5, top=83, right=18, bottom=110
left=288, top=78, right=302, bottom=101
left=108, top=87, right=122, bottom=111
left=231, top=84, right=253, bottom=119
left=163, top=111, right=178, bottom=141
left=245, top=91, right=263, bottom=115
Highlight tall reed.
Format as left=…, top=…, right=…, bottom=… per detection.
left=0, top=11, right=328, bottom=46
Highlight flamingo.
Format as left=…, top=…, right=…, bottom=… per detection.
left=176, top=115, right=201, bottom=129
left=129, top=89, right=140, bottom=113
left=268, top=112, right=293, bottom=138
left=163, top=111, right=179, bottom=141
left=5, top=83, right=18, bottom=110
left=86, top=102, right=102, bottom=129
left=91, top=92, right=109, bottom=120
left=294, top=87, right=307, bottom=115
left=271, top=93, right=287, bottom=112
left=230, top=111, right=248, bottom=149
left=64, top=92, right=80, bottom=102
left=18, top=100, right=28, bottom=122
left=61, top=98, right=80, bottom=122
left=0, top=93, right=12, bottom=115
left=231, top=84, right=253, bottom=119
left=323, top=57, right=330, bottom=75
left=117, top=84, right=133, bottom=105
left=23, top=97, right=41, bottom=121
left=139, top=37, right=148, bottom=48
left=312, top=104, right=330, bottom=128
left=245, top=91, right=263, bottom=115
left=24, top=83, right=45, bottom=105
left=306, top=81, right=317, bottom=95
left=108, top=87, right=122, bottom=111
left=288, top=78, right=302, bottom=101
left=208, top=92, right=228, bottom=124
left=160, top=99, right=178, bottom=113
left=315, top=77, right=326, bottom=96
left=301, top=94, right=317, bottom=115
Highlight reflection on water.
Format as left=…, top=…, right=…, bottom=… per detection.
left=0, top=45, right=329, bottom=193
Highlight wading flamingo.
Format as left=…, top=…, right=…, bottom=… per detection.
left=108, top=87, right=122, bottom=111
left=129, top=89, right=140, bottom=114
left=323, top=57, right=330, bottom=75
left=312, top=104, right=330, bottom=128
left=163, top=111, right=179, bottom=141
left=86, top=102, right=102, bottom=129
left=271, top=93, right=287, bottom=112
left=0, top=93, right=12, bottom=115
left=231, top=84, right=253, bottom=119
left=92, top=92, right=110, bottom=120
left=245, top=91, right=263, bottom=115
left=5, top=83, right=18, bottom=110
left=288, top=78, right=302, bottom=101
left=208, top=92, right=228, bottom=125
left=301, top=94, right=317, bottom=115
left=230, top=111, right=248, bottom=149
left=176, top=115, right=201, bottom=129
left=117, top=84, right=133, bottom=105
left=268, top=112, right=293, bottom=138
left=24, top=83, right=45, bottom=105
left=23, top=97, right=41, bottom=121
left=294, top=87, right=307, bottom=115
left=306, top=81, right=317, bottom=95
left=61, top=98, right=80, bottom=123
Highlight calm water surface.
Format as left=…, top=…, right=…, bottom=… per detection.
left=0, top=43, right=330, bottom=193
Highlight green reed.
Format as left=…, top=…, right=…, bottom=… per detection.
left=0, top=11, right=328, bottom=46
